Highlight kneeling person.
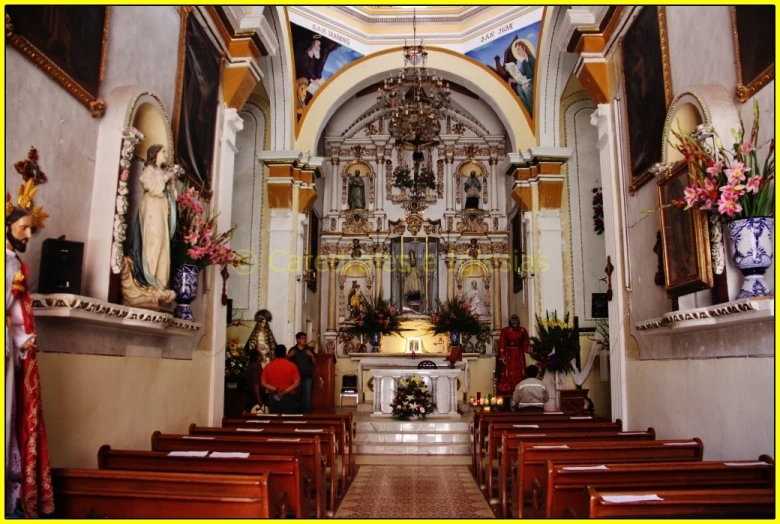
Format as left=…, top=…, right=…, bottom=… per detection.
left=511, top=365, right=549, bottom=411
left=261, top=344, right=301, bottom=414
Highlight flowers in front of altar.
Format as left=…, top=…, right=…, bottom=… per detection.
left=173, top=185, right=248, bottom=269
left=390, top=375, right=436, bottom=420
left=345, top=297, right=403, bottom=337
left=224, top=336, right=247, bottom=379
left=429, top=296, right=485, bottom=336
left=529, top=311, right=578, bottom=376
left=392, top=164, right=436, bottom=193
left=660, top=100, right=774, bottom=220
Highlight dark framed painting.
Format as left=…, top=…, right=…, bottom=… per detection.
left=621, top=6, right=672, bottom=195
left=657, top=162, right=712, bottom=298
left=591, top=293, right=609, bottom=318
left=173, top=8, right=221, bottom=192
left=511, top=211, right=523, bottom=293
left=306, top=210, right=320, bottom=293
left=6, top=6, right=109, bottom=117
left=731, top=6, right=775, bottom=102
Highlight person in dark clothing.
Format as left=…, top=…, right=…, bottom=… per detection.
left=244, top=349, right=265, bottom=412
left=288, top=332, right=316, bottom=414
left=261, top=345, right=301, bottom=414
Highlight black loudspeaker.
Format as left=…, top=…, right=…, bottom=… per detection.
left=38, top=238, right=83, bottom=295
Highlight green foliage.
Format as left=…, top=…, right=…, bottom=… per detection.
left=429, top=296, right=485, bottom=336
left=529, top=311, right=578, bottom=375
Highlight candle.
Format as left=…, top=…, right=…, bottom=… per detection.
left=497, top=397, right=504, bottom=406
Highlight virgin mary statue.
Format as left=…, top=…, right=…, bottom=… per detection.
left=244, top=309, right=278, bottom=365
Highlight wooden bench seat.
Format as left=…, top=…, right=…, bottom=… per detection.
left=548, top=456, right=774, bottom=518
left=52, top=468, right=270, bottom=518
left=514, top=438, right=703, bottom=518
left=501, top=429, right=657, bottom=517
left=151, top=431, right=329, bottom=517
left=586, top=486, right=775, bottom=518
left=97, top=445, right=311, bottom=518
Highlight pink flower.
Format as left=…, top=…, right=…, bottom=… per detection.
left=706, top=161, right=723, bottom=178
left=724, top=160, right=750, bottom=184
left=740, top=140, right=755, bottom=155
left=720, top=184, right=745, bottom=200
left=717, top=195, right=743, bottom=218
left=745, top=176, right=763, bottom=194
left=184, top=230, right=200, bottom=245
left=683, top=184, right=700, bottom=209
left=187, top=246, right=208, bottom=260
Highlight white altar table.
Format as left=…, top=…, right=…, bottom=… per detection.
left=370, top=368, right=463, bottom=417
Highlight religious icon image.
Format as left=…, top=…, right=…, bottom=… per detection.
left=464, top=170, right=482, bottom=209
left=466, top=280, right=486, bottom=316
left=468, top=238, right=480, bottom=259
left=347, top=280, right=366, bottom=319
left=496, top=314, right=530, bottom=395
left=403, top=248, right=423, bottom=313
left=348, top=170, right=365, bottom=209
left=351, top=239, right=362, bottom=259
left=244, top=309, right=278, bottom=365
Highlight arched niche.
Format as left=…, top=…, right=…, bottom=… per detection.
left=338, top=260, right=374, bottom=321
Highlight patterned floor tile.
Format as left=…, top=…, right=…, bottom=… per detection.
left=334, top=465, right=494, bottom=518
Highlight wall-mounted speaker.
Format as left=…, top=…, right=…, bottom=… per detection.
left=38, top=238, right=83, bottom=295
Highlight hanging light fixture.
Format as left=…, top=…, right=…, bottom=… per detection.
left=378, top=8, right=450, bottom=200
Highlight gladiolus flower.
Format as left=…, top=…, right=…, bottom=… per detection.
left=706, top=160, right=724, bottom=178
left=717, top=195, right=742, bottom=217
left=745, top=176, right=762, bottom=194
left=683, top=185, right=700, bottom=209
left=724, top=160, right=750, bottom=184
left=740, top=140, right=755, bottom=154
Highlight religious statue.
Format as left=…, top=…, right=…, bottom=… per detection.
left=351, top=239, right=362, bottom=259
left=122, top=144, right=178, bottom=309
left=464, top=170, right=482, bottom=209
left=497, top=314, right=530, bottom=396
left=244, top=309, right=278, bottom=365
left=466, top=280, right=486, bottom=316
left=468, top=238, right=479, bottom=260
left=348, top=170, right=365, bottom=209
left=347, top=280, right=365, bottom=319
left=5, top=203, right=54, bottom=517
left=403, top=249, right=423, bottom=312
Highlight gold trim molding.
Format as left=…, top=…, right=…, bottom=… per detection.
left=731, top=6, right=775, bottom=103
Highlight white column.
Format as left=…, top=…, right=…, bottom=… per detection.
left=330, top=159, right=339, bottom=213
left=591, top=103, right=628, bottom=425
left=208, top=106, right=244, bottom=426
left=489, top=158, right=499, bottom=212
left=445, top=159, right=454, bottom=211
left=375, top=154, right=384, bottom=212
left=448, top=376, right=459, bottom=415
left=267, top=206, right=296, bottom=344
left=537, top=210, right=566, bottom=317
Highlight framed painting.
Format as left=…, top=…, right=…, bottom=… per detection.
left=172, top=7, right=221, bottom=193
left=6, top=6, right=109, bottom=117
left=306, top=210, right=320, bottom=293
left=511, top=211, right=523, bottom=293
left=731, top=6, right=775, bottom=102
left=621, top=6, right=672, bottom=195
left=657, top=162, right=713, bottom=297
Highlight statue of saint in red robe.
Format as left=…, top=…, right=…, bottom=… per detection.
left=496, top=314, right=530, bottom=395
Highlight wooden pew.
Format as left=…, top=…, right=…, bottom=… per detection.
left=502, top=429, right=657, bottom=517
left=151, top=431, right=329, bottom=518
left=239, top=412, right=356, bottom=477
left=97, top=445, right=311, bottom=518
left=52, top=468, right=270, bottom=518
left=474, top=413, right=608, bottom=485
left=484, top=419, right=622, bottom=493
left=548, top=456, right=775, bottom=518
left=224, top=417, right=350, bottom=492
left=190, top=423, right=339, bottom=509
left=586, top=486, right=775, bottom=518
left=514, top=438, right=702, bottom=518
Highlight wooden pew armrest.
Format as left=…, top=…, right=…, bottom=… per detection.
left=564, top=506, right=578, bottom=518
left=532, top=477, right=543, bottom=513
left=275, top=490, right=289, bottom=518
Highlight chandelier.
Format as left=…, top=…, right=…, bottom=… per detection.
left=377, top=8, right=451, bottom=146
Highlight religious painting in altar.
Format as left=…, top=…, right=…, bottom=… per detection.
left=390, top=237, right=439, bottom=315
left=657, top=162, right=712, bottom=297
left=6, top=6, right=109, bottom=116
left=291, top=22, right=363, bottom=121
left=465, top=18, right=541, bottom=119
left=731, top=5, right=775, bottom=102
left=621, top=6, right=672, bottom=194
left=173, top=8, right=221, bottom=192
left=457, top=159, right=487, bottom=210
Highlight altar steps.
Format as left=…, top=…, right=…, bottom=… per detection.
left=354, top=420, right=472, bottom=455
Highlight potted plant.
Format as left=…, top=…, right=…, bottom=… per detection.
left=667, top=100, right=774, bottom=298
left=345, top=297, right=403, bottom=352
left=429, top=296, right=485, bottom=347
left=390, top=375, right=435, bottom=420
left=171, top=185, right=246, bottom=320
left=224, top=336, right=247, bottom=389
left=528, top=311, right=579, bottom=410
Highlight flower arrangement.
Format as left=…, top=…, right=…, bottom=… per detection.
left=592, top=186, right=604, bottom=235
left=390, top=375, right=436, bottom=420
left=173, top=185, right=247, bottom=269
left=429, top=296, right=484, bottom=336
left=345, top=297, right=403, bottom=337
left=392, top=165, right=436, bottom=193
left=224, top=336, right=247, bottom=379
left=665, top=100, right=774, bottom=221
left=529, top=311, right=579, bottom=375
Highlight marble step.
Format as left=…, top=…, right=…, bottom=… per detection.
left=356, top=420, right=471, bottom=433
left=355, top=442, right=472, bottom=455
left=355, top=432, right=471, bottom=444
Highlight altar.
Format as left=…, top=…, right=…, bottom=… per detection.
left=370, top=367, right=463, bottom=417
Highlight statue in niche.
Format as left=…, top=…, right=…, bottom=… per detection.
left=348, top=170, right=365, bottom=209
left=466, top=280, right=486, bottom=316
left=347, top=280, right=365, bottom=319
left=122, top=144, right=179, bottom=309
left=403, top=249, right=423, bottom=312
left=351, top=239, right=362, bottom=259
left=464, top=170, right=482, bottom=209
left=244, top=309, right=278, bottom=365
left=468, top=239, right=480, bottom=260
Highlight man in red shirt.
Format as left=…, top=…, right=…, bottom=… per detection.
left=261, top=345, right=301, bottom=414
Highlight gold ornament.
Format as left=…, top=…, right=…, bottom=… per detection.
left=17, top=179, right=38, bottom=210
left=5, top=192, right=13, bottom=218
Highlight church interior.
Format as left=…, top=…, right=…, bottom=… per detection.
left=4, top=5, right=775, bottom=518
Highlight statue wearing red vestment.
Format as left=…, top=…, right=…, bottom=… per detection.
left=496, top=314, right=530, bottom=395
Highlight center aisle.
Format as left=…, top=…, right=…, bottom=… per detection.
left=334, top=465, right=494, bottom=518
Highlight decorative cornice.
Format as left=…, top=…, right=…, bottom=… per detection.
left=635, top=298, right=774, bottom=334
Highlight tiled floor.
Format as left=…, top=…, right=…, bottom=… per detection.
left=334, top=465, right=494, bottom=518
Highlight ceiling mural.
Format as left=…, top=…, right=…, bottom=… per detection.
left=291, top=21, right=363, bottom=121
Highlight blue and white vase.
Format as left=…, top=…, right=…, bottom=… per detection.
left=449, top=330, right=461, bottom=347
left=173, top=263, right=201, bottom=320
left=370, top=332, right=382, bottom=353
left=726, top=217, right=774, bottom=299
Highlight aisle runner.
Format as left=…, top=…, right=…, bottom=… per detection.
left=334, top=466, right=494, bottom=518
